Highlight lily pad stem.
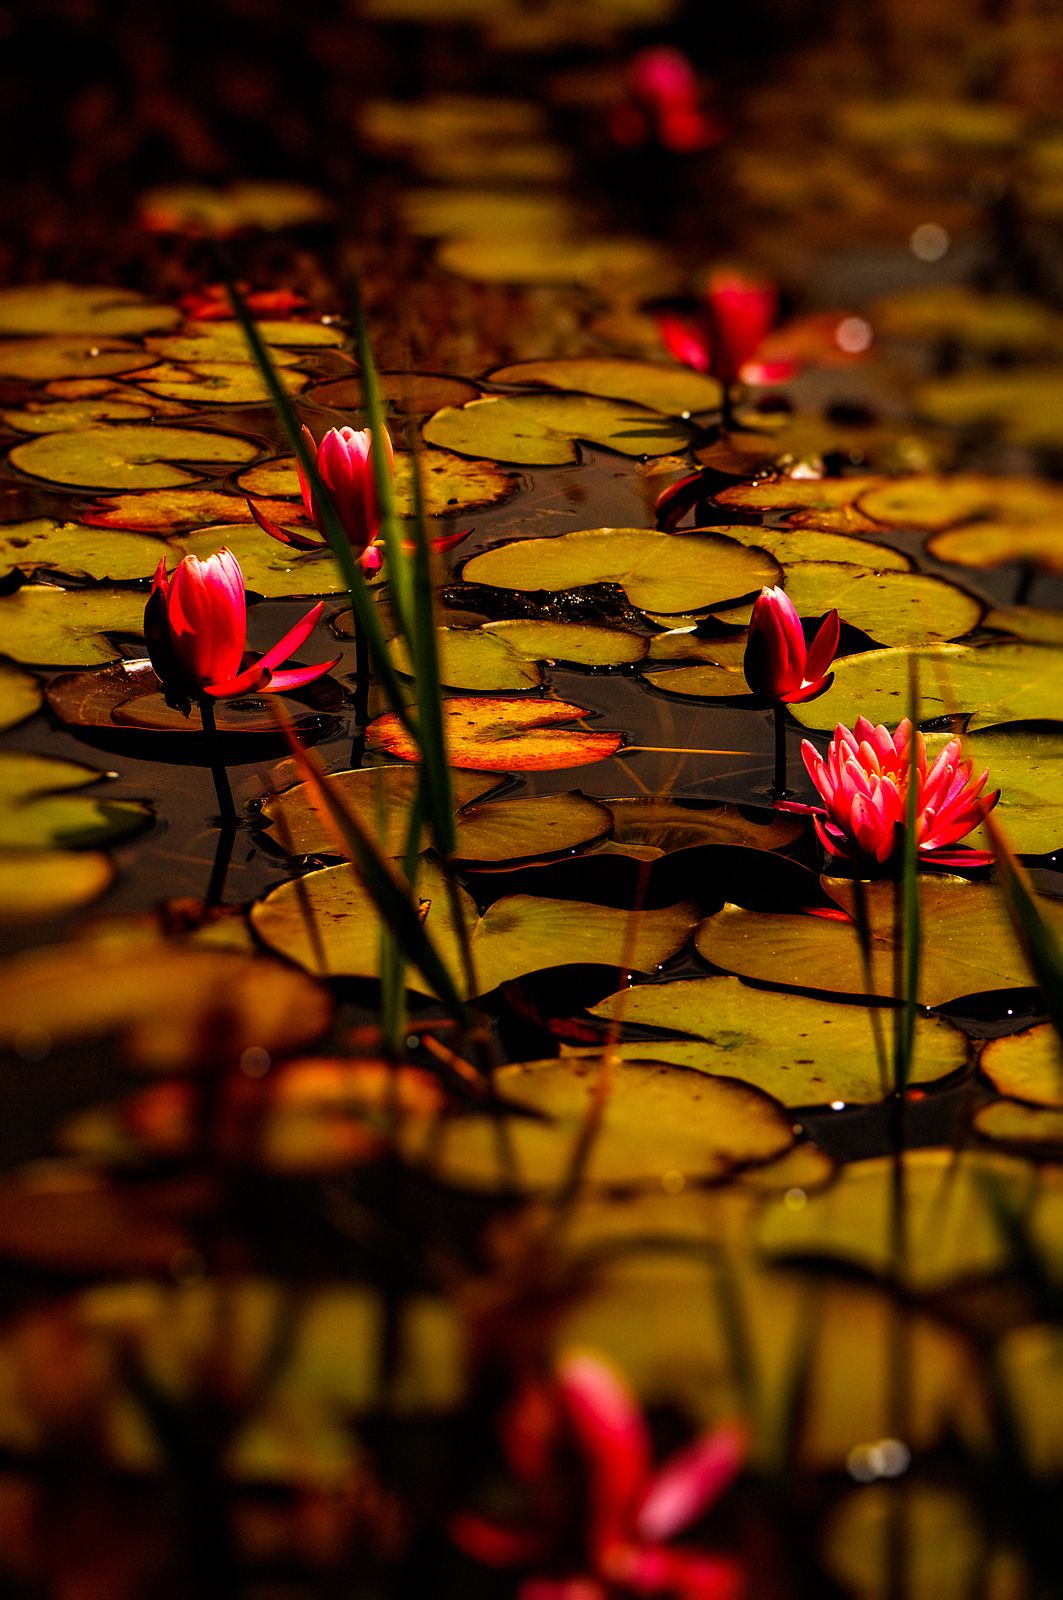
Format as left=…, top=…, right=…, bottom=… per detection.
left=771, top=702, right=790, bottom=799
left=198, top=697, right=236, bottom=824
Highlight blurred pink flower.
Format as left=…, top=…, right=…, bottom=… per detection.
left=451, top=1355, right=745, bottom=1599
left=792, top=716, right=999, bottom=868
left=611, top=47, right=725, bottom=154
left=659, top=271, right=783, bottom=392
left=145, top=548, right=338, bottom=714
left=743, top=587, right=839, bottom=705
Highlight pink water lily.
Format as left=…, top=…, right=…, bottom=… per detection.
left=144, top=548, right=338, bottom=715
left=743, top=587, right=840, bottom=705
left=451, top=1355, right=745, bottom=1599
left=249, top=423, right=394, bottom=570
left=791, top=717, right=1000, bottom=869
left=660, top=272, right=779, bottom=389
left=610, top=47, right=724, bottom=154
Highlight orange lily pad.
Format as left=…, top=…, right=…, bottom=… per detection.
left=366, top=696, right=623, bottom=771
left=80, top=487, right=302, bottom=532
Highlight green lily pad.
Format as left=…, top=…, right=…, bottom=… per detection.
left=0, top=850, right=115, bottom=922
left=973, top=1100, right=1063, bottom=1149
left=9, top=424, right=259, bottom=491
left=600, top=797, right=802, bottom=856
left=0, top=663, right=41, bottom=730
left=400, top=1056, right=793, bottom=1192
left=238, top=448, right=519, bottom=517
left=251, top=856, right=695, bottom=997
left=0, top=518, right=166, bottom=582
left=0, top=338, right=157, bottom=383
left=146, top=320, right=345, bottom=360
left=388, top=627, right=543, bottom=690
left=134, top=361, right=310, bottom=405
left=423, top=393, right=692, bottom=465
left=0, top=586, right=145, bottom=666
left=490, top=358, right=722, bottom=417
left=0, top=934, right=334, bottom=1070
left=960, top=724, right=1063, bottom=855
left=176, top=524, right=346, bottom=598
left=699, top=522, right=912, bottom=572
left=870, top=284, right=1059, bottom=353
left=641, top=660, right=752, bottom=700
left=388, top=621, right=648, bottom=689
left=712, top=565, right=983, bottom=647
left=929, top=520, right=1063, bottom=573
left=462, top=528, right=778, bottom=614
left=696, top=878, right=1063, bottom=1007
left=981, top=1024, right=1063, bottom=1108
left=0, top=752, right=150, bottom=850
left=790, top=642, right=1063, bottom=733
left=0, top=283, right=181, bottom=337
left=984, top=606, right=1063, bottom=646
left=436, top=232, right=667, bottom=288
left=485, top=619, right=649, bottom=668
left=452, top=791, right=614, bottom=864
left=0, top=397, right=162, bottom=433
left=916, top=370, right=1063, bottom=448
left=758, top=1147, right=1054, bottom=1290
left=997, top=1323, right=1063, bottom=1478
left=259, top=766, right=499, bottom=857
left=367, top=696, right=623, bottom=771
left=856, top=473, right=1063, bottom=531
left=712, top=475, right=885, bottom=532
left=589, top=975, right=967, bottom=1107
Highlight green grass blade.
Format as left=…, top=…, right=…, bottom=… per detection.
left=984, top=811, right=1063, bottom=1047
left=893, top=660, right=921, bottom=1094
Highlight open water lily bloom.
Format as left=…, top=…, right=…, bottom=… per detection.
left=793, top=717, right=1000, bottom=869
left=450, top=1355, right=745, bottom=1599
left=145, top=548, right=339, bottom=714
left=743, top=587, right=839, bottom=704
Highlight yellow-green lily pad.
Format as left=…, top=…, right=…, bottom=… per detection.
left=712, top=564, right=983, bottom=647
left=490, top=358, right=722, bottom=417
left=400, top=187, right=576, bottom=238
left=0, top=518, right=166, bottom=582
left=0, top=751, right=150, bottom=850
left=252, top=856, right=695, bottom=997
left=697, top=877, right=1063, bottom=1008
left=0, top=283, right=181, bottom=337
left=423, top=393, right=692, bottom=465
left=590, top=974, right=967, bottom=1107
left=134, top=360, right=309, bottom=405
left=870, top=284, right=1059, bottom=353
left=981, top=1024, right=1063, bottom=1108
left=176, top=523, right=346, bottom=598
left=929, top=519, right=1063, bottom=574
left=145, top=320, right=345, bottom=360
left=9, top=424, right=258, bottom=490
left=462, top=527, right=778, bottom=614
left=960, top=724, right=1063, bottom=856
left=712, top=475, right=885, bottom=532
left=452, top=791, right=614, bottom=864
left=259, top=765, right=498, bottom=857
left=916, top=370, right=1063, bottom=448
left=238, top=448, right=519, bottom=517
left=138, top=180, right=332, bottom=234
left=0, top=586, right=145, bottom=666
left=388, top=627, right=542, bottom=690
left=856, top=473, right=1063, bottom=531
left=483, top=619, right=649, bottom=667
left=0, top=337, right=157, bottom=382
left=0, top=397, right=162, bottom=433
left=0, top=663, right=41, bottom=730
left=437, top=232, right=667, bottom=288
left=699, top=521, right=912, bottom=572
left=0, top=850, right=115, bottom=922
left=974, top=1100, right=1063, bottom=1149
left=984, top=606, right=1063, bottom=646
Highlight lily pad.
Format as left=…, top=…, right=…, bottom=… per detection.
left=485, top=618, right=648, bottom=667
left=9, top=425, right=259, bottom=491
left=138, top=180, right=332, bottom=234
left=712, top=475, right=885, bottom=532
left=984, top=606, right=1063, bottom=647
left=308, top=372, right=479, bottom=414
left=0, top=936, right=333, bottom=1070
left=367, top=696, right=623, bottom=771
left=436, top=233, right=667, bottom=288
left=146, top=320, right=345, bottom=359
left=641, top=660, right=752, bottom=700
left=961, top=724, right=1063, bottom=855
left=712, top=565, right=983, bottom=647
left=0, top=337, right=156, bottom=382
left=916, top=370, right=1063, bottom=448
left=452, top=791, right=614, bottom=864
left=0, top=518, right=165, bottom=582
left=0, top=586, right=145, bottom=666
left=259, top=766, right=498, bottom=857
left=238, top=448, right=519, bottom=517
left=998, top=1323, right=1063, bottom=1477
left=389, top=628, right=543, bottom=690
left=0, top=283, right=181, bottom=338
left=399, top=1056, right=793, bottom=1191
left=400, top=188, right=576, bottom=238
left=698, top=521, right=912, bottom=572
left=0, top=751, right=151, bottom=851
left=1, top=397, right=161, bottom=433
left=423, top=394, right=692, bottom=465
left=0, top=663, right=41, bottom=731
left=176, top=524, right=347, bottom=599
left=81, top=487, right=304, bottom=533
left=870, top=284, right=1058, bottom=353
left=251, top=856, right=695, bottom=997
left=600, top=797, right=802, bottom=856
left=696, top=878, right=1063, bottom=1008
left=490, top=358, right=722, bottom=416
left=0, top=850, right=115, bottom=922
left=589, top=975, right=967, bottom=1106
left=973, top=1100, right=1063, bottom=1149
left=789, top=642, right=1063, bottom=733
left=462, top=528, right=779, bottom=614
left=929, top=520, right=1063, bottom=574
left=758, top=1148, right=1056, bottom=1290
left=134, top=361, right=310, bottom=405
left=981, top=1024, right=1063, bottom=1108
left=856, top=473, right=1063, bottom=531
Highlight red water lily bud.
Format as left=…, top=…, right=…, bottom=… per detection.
left=144, top=548, right=338, bottom=715
left=743, top=586, right=840, bottom=704
left=704, top=271, right=777, bottom=385
left=248, top=423, right=394, bottom=567
left=612, top=47, right=725, bottom=154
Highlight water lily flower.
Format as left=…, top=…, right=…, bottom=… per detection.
left=659, top=272, right=782, bottom=428
left=743, top=587, right=840, bottom=705
left=610, top=47, right=725, bottom=155
left=793, top=717, right=999, bottom=869
left=248, top=424, right=393, bottom=570
left=144, top=548, right=339, bottom=715
left=451, top=1354, right=745, bottom=1599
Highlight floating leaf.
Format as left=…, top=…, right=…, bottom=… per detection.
left=981, top=1024, right=1063, bottom=1108
left=962, top=724, right=1063, bottom=855
left=1, top=397, right=161, bottom=433
left=252, top=857, right=694, bottom=997
left=9, top=424, right=258, bottom=490
left=601, top=797, right=802, bottom=855
left=259, top=766, right=498, bottom=857
left=837, top=96, right=1023, bottom=149
left=0, top=664, right=41, bottom=731
left=145, top=320, right=345, bottom=360
left=985, top=607, right=1063, bottom=647
left=856, top=473, right=1063, bottom=531
left=929, top=520, right=1063, bottom=574
left=0, top=751, right=150, bottom=851
left=789, top=641, right=1063, bottom=732
left=436, top=233, right=667, bottom=287
left=973, top=1101, right=1063, bottom=1149
left=0, top=586, right=145, bottom=666
left=367, top=696, right=623, bottom=771
left=0, top=283, right=181, bottom=337
left=0, top=851, right=114, bottom=922
left=400, top=1056, right=793, bottom=1191
left=0, top=936, right=333, bottom=1070
left=0, top=518, right=165, bottom=582
left=713, top=564, right=983, bottom=647
left=590, top=975, right=967, bottom=1106
left=869, top=284, right=1057, bottom=353
left=80, top=487, right=304, bottom=532
left=238, top=448, right=519, bottom=516
left=699, top=521, right=912, bottom=572
left=641, top=660, right=751, bottom=700
left=490, top=358, right=722, bottom=416
left=758, top=1148, right=1057, bottom=1290
left=389, top=627, right=542, bottom=690
left=483, top=619, right=649, bottom=667
left=712, top=475, right=884, bottom=532
left=696, top=878, right=1063, bottom=1007
left=423, top=393, right=692, bottom=464
left=452, top=791, right=613, bottom=864
left=696, top=414, right=948, bottom=477
left=134, top=360, right=310, bottom=405
left=401, top=187, right=576, bottom=237
left=139, top=180, right=332, bottom=234
left=308, top=372, right=479, bottom=414
left=916, top=370, right=1063, bottom=448
left=176, top=523, right=347, bottom=598
left=0, top=337, right=156, bottom=382
left=462, top=528, right=778, bottom=613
